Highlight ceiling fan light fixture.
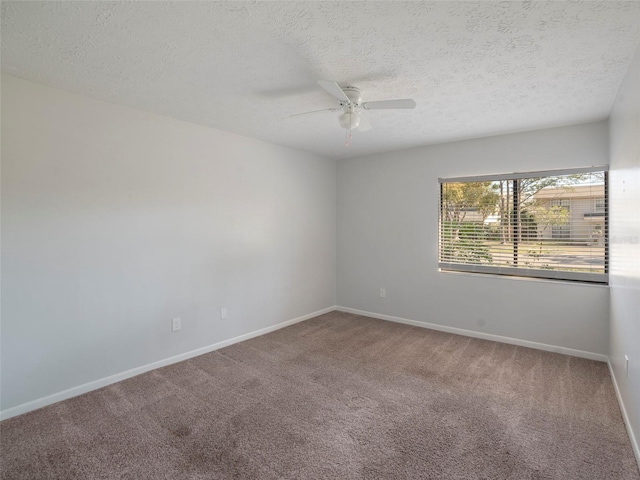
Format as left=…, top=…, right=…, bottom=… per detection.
left=339, top=111, right=360, bottom=130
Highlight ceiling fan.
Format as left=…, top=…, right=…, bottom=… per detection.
left=291, top=80, right=416, bottom=143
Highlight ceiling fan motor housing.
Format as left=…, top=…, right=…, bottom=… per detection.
left=340, top=86, right=363, bottom=106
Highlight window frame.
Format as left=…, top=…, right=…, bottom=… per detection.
left=438, top=166, right=609, bottom=284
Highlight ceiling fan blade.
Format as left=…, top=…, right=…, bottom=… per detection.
left=317, top=80, right=350, bottom=103
left=357, top=113, right=373, bottom=131
left=362, top=99, right=416, bottom=110
left=290, top=108, right=339, bottom=118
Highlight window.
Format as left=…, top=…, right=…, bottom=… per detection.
left=439, top=167, right=608, bottom=283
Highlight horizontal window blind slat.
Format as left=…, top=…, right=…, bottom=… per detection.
left=439, top=166, right=608, bottom=183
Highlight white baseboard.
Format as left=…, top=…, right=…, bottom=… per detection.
left=607, top=360, right=640, bottom=469
left=336, top=306, right=608, bottom=362
left=0, top=306, right=337, bottom=421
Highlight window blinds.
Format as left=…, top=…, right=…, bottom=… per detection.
left=439, top=167, right=608, bottom=283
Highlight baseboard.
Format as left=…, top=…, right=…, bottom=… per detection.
left=0, top=305, right=337, bottom=421
left=336, top=306, right=608, bottom=362
left=608, top=359, right=640, bottom=470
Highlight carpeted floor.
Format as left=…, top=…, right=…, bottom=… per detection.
left=1, top=311, right=639, bottom=479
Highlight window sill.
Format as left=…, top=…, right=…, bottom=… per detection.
left=438, top=268, right=610, bottom=288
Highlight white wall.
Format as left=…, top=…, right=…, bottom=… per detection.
left=338, top=122, right=610, bottom=355
left=609, top=43, right=640, bottom=459
left=1, top=75, right=336, bottom=412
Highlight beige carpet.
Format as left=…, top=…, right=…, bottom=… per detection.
left=1, top=311, right=638, bottom=479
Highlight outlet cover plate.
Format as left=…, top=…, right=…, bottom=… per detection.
left=172, top=317, right=181, bottom=332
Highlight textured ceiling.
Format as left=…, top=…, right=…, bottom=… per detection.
left=2, top=1, right=640, bottom=159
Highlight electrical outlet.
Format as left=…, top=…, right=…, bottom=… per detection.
left=379, top=288, right=386, bottom=298
left=220, top=308, right=228, bottom=320
left=172, top=317, right=181, bottom=332
left=625, top=355, right=629, bottom=378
